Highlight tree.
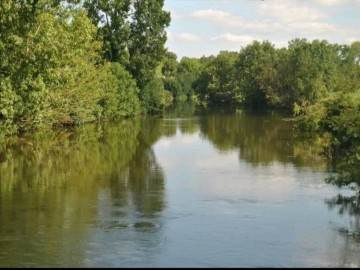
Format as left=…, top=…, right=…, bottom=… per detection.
left=127, top=0, right=171, bottom=89
left=281, top=39, right=339, bottom=107
left=161, top=51, right=178, bottom=78
left=335, top=42, right=360, bottom=94
left=234, top=40, right=279, bottom=108
left=193, top=51, right=239, bottom=105
left=83, top=0, right=131, bottom=64
left=0, top=1, right=139, bottom=133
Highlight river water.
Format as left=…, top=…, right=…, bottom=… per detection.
left=0, top=103, right=359, bottom=267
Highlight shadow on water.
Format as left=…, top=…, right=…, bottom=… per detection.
left=324, top=193, right=360, bottom=267
left=193, top=106, right=331, bottom=171
left=326, top=194, right=360, bottom=242
left=0, top=101, right=358, bottom=267
left=0, top=117, right=171, bottom=267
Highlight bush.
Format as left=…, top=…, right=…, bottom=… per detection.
left=99, top=63, right=140, bottom=119
left=296, top=92, right=360, bottom=189
left=141, top=78, right=166, bottom=113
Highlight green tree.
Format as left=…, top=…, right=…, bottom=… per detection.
left=234, top=40, right=279, bottom=108
left=177, top=57, right=202, bottom=100
left=335, top=42, right=360, bottom=94
left=194, top=51, right=239, bottom=105
left=295, top=92, right=360, bottom=190
left=1, top=3, right=104, bottom=130
left=127, top=0, right=171, bottom=89
left=162, top=51, right=178, bottom=78
left=162, top=55, right=203, bottom=101
left=83, top=0, right=131, bottom=64
left=99, top=63, right=140, bottom=119
left=281, top=39, right=339, bottom=107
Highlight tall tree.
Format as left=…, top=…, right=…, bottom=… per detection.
left=235, top=41, right=278, bottom=108
left=83, top=0, right=131, bottom=64
left=128, top=0, right=170, bottom=89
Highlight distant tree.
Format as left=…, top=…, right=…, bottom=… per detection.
left=162, top=51, right=178, bottom=78
left=194, top=51, right=239, bottom=104
left=235, top=41, right=278, bottom=108
left=281, top=39, right=339, bottom=107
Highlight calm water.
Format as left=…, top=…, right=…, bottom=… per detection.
left=0, top=103, right=359, bottom=267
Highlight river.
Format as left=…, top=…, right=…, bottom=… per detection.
left=0, top=102, right=359, bottom=267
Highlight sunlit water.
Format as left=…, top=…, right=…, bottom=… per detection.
left=0, top=103, right=359, bottom=267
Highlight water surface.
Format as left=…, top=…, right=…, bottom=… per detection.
left=0, top=103, right=359, bottom=267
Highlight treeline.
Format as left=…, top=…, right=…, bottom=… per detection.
left=0, top=0, right=172, bottom=135
left=163, top=39, right=360, bottom=190
left=1, top=1, right=360, bottom=190
left=163, top=39, right=360, bottom=109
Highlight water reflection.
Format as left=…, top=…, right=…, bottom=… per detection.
left=326, top=194, right=360, bottom=241
left=0, top=103, right=359, bottom=267
left=325, top=194, right=360, bottom=267
left=197, top=108, right=330, bottom=171
left=0, top=118, right=167, bottom=267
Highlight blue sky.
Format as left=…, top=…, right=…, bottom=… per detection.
left=163, top=0, right=360, bottom=59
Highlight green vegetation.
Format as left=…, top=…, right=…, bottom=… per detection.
left=0, top=0, right=170, bottom=135
left=161, top=39, right=358, bottom=112
left=1, top=1, right=360, bottom=190
left=0, top=118, right=168, bottom=266
left=161, top=38, right=360, bottom=190
left=295, top=92, right=360, bottom=191
left=187, top=39, right=359, bottom=109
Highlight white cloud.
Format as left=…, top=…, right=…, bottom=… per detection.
left=164, top=0, right=360, bottom=58
left=192, top=9, right=230, bottom=19
left=190, top=8, right=247, bottom=29
left=346, top=37, right=360, bottom=43
left=272, top=40, right=289, bottom=48
left=259, top=1, right=327, bottom=23
left=211, top=33, right=289, bottom=49
left=169, top=9, right=181, bottom=19
left=315, top=0, right=341, bottom=5
left=176, top=33, right=202, bottom=42
left=211, top=33, right=261, bottom=44
left=288, top=22, right=336, bottom=33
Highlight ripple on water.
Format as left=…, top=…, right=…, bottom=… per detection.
left=133, top=221, right=158, bottom=231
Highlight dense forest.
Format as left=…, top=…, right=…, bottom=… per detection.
left=0, top=0, right=172, bottom=135
left=1, top=1, right=360, bottom=190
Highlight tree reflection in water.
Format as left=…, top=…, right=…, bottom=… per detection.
left=0, top=116, right=171, bottom=267
left=197, top=108, right=330, bottom=171
left=0, top=102, right=359, bottom=267
left=324, top=193, right=360, bottom=267
left=326, top=194, right=360, bottom=242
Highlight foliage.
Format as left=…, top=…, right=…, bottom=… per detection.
left=234, top=41, right=279, bottom=108
left=295, top=92, right=360, bottom=189
left=280, top=39, right=339, bottom=107
left=127, top=0, right=171, bottom=90
left=84, top=0, right=172, bottom=113
left=83, top=0, right=131, bottom=64
left=141, top=78, right=166, bottom=113
left=162, top=55, right=201, bottom=101
left=1, top=0, right=172, bottom=135
left=0, top=3, right=105, bottom=131
left=194, top=51, right=239, bottom=105
left=1, top=0, right=360, bottom=191
left=100, top=63, right=140, bottom=119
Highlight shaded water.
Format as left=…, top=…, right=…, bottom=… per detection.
left=0, top=102, right=359, bottom=267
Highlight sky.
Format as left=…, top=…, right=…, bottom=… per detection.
left=163, top=0, right=360, bottom=59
